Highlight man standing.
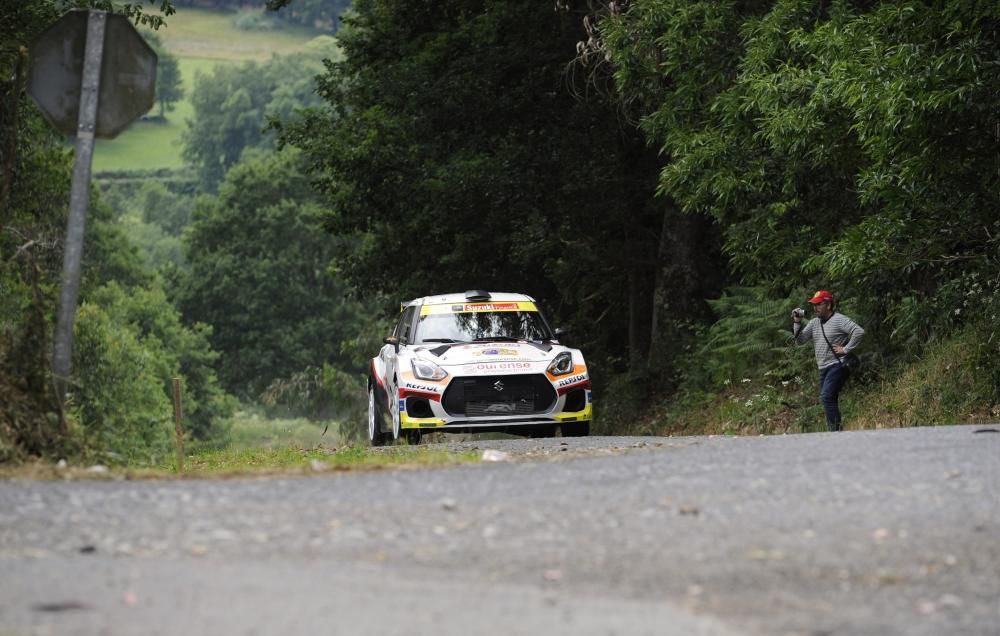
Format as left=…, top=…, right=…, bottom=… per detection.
left=792, top=290, right=865, bottom=431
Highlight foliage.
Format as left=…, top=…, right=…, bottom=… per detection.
left=172, top=148, right=369, bottom=398
left=683, top=287, right=802, bottom=388
left=1, top=104, right=74, bottom=458
left=280, top=0, right=723, bottom=404
left=1, top=1, right=179, bottom=32
left=0, top=1, right=247, bottom=463
left=101, top=179, right=194, bottom=269
left=71, top=301, right=174, bottom=463
left=261, top=310, right=388, bottom=441
left=261, top=364, right=365, bottom=438
left=87, top=281, right=235, bottom=440
left=863, top=343, right=1000, bottom=428
left=599, top=0, right=1000, bottom=354
left=182, top=35, right=339, bottom=188
left=6, top=0, right=1000, bottom=460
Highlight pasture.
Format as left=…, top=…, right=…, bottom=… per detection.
left=92, top=8, right=323, bottom=173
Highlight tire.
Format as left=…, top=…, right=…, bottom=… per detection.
left=368, top=385, right=386, bottom=447
left=561, top=421, right=590, bottom=437
left=404, top=429, right=422, bottom=445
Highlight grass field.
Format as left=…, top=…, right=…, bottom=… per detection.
left=155, top=7, right=324, bottom=61
left=220, top=410, right=340, bottom=449
left=93, top=8, right=324, bottom=173
left=93, top=57, right=228, bottom=171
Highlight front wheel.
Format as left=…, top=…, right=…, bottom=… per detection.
left=368, top=386, right=386, bottom=447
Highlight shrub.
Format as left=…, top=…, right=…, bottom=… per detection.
left=72, top=303, right=173, bottom=464
left=851, top=319, right=1000, bottom=428
left=87, top=282, right=235, bottom=443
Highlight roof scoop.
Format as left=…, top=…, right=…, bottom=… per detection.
left=464, top=290, right=492, bottom=301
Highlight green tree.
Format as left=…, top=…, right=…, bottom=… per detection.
left=136, top=180, right=192, bottom=237
left=182, top=36, right=338, bottom=188
left=280, top=0, right=723, bottom=392
left=172, top=148, right=367, bottom=398
left=86, top=281, right=234, bottom=441
left=600, top=0, right=1000, bottom=352
left=72, top=301, right=174, bottom=463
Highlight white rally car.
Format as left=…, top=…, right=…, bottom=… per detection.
left=367, top=291, right=592, bottom=445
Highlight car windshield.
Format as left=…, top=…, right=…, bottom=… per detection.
left=415, top=311, right=552, bottom=344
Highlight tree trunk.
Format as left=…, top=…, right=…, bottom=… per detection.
left=625, top=216, right=654, bottom=377
left=647, top=208, right=719, bottom=373
left=647, top=205, right=675, bottom=370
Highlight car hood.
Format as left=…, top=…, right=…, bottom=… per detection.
left=413, top=341, right=560, bottom=366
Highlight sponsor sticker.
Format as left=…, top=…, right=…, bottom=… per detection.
left=557, top=374, right=588, bottom=387
left=422, top=302, right=537, bottom=315
left=463, top=303, right=517, bottom=311
left=474, top=347, right=519, bottom=357
left=466, top=361, right=535, bottom=374
left=404, top=382, right=440, bottom=393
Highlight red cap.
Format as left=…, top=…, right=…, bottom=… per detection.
left=808, top=290, right=834, bottom=304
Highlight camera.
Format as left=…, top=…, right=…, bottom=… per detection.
left=792, top=308, right=805, bottom=319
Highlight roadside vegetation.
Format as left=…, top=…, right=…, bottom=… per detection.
left=2, top=0, right=998, bottom=471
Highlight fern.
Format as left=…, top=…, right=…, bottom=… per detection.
left=683, top=286, right=802, bottom=387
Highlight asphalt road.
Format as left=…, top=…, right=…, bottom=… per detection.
left=2, top=425, right=998, bottom=635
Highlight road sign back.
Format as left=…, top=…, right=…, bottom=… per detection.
left=28, top=10, right=158, bottom=138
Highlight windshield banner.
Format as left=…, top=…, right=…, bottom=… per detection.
left=421, top=302, right=537, bottom=315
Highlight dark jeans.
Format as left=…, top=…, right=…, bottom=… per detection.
left=819, top=363, right=849, bottom=431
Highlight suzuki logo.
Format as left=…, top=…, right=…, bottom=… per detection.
left=493, top=380, right=505, bottom=392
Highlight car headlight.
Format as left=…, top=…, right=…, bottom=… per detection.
left=412, top=358, right=448, bottom=381
left=546, top=352, right=574, bottom=376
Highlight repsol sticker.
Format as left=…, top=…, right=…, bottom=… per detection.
left=558, top=374, right=587, bottom=387
left=405, top=382, right=440, bottom=393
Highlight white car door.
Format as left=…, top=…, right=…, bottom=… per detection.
left=383, top=305, right=417, bottom=421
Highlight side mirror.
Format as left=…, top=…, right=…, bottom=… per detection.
left=553, top=327, right=569, bottom=339
left=383, top=336, right=400, bottom=353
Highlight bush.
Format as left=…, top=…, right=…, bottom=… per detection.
left=87, top=282, right=235, bottom=443
left=851, top=320, right=1000, bottom=428
left=72, top=303, right=173, bottom=464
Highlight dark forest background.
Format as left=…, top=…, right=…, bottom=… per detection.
left=2, top=0, right=998, bottom=463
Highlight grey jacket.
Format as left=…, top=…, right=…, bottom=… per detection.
left=793, top=312, right=865, bottom=369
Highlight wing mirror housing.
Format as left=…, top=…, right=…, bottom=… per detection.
left=553, top=327, right=569, bottom=340
left=384, top=336, right=400, bottom=353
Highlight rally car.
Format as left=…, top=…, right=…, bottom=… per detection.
left=367, top=291, right=592, bottom=445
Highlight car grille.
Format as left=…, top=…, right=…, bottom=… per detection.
left=441, top=374, right=556, bottom=417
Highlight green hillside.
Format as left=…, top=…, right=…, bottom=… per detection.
left=93, top=8, right=323, bottom=173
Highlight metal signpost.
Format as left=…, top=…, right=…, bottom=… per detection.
left=28, top=10, right=157, bottom=401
